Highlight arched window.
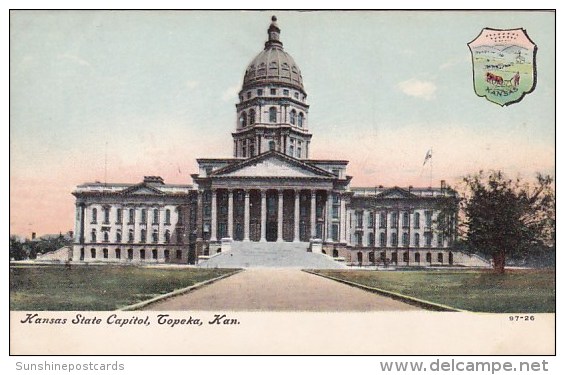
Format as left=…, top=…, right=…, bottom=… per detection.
left=129, top=208, right=135, bottom=224
left=152, top=229, right=158, bottom=243
left=128, top=229, right=134, bottom=243
left=368, top=232, right=375, bottom=247
left=368, top=251, right=375, bottom=264
left=103, top=248, right=108, bottom=259
left=103, top=231, right=109, bottom=242
left=402, top=232, right=409, bottom=247
left=165, top=209, right=171, bottom=225
left=380, top=232, right=386, bottom=247
left=269, top=107, right=277, bottom=123
left=91, top=229, right=97, bottom=243
left=249, top=109, right=255, bottom=125
left=403, top=251, right=409, bottom=262
left=391, top=252, right=398, bottom=264
left=438, top=253, right=444, bottom=263
left=153, top=209, right=159, bottom=224
left=333, top=249, right=339, bottom=258
left=103, top=207, right=110, bottom=224
left=164, top=230, right=170, bottom=244
left=415, top=252, right=421, bottom=263
left=127, top=248, right=133, bottom=260
left=414, top=233, right=420, bottom=247
left=91, top=248, right=96, bottom=258
left=177, top=207, right=183, bottom=225
left=290, top=110, right=296, bottom=125
left=152, top=249, right=158, bottom=260
left=426, top=252, right=432, bottom=263
left=392, top=232, right=398, bottom=247
left=379, top=212, right=387, bottom=228
left=239, top=112, right=247, bottom=127
left=91, top=208, right=97, bottom=223
left=140, top=249, right=145, bottom=260
left=402, top=212, right=409, bottom=228
left=115, top=248, right=121, bottom=259
left=414, top=212, right=420, bottom=229
left=357, top=252, right=363, bottom=264
left=140, top=229, right=146, bottom=243
left=425, top=232, right=433, bottom=247
left=449, top=251, right=454, bottom=265
left=298, top=112, right=304, bottom=127
left=141, top=209, right=147, bottom=224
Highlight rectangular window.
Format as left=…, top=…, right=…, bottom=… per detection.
left=379, top=212, right=387, bottom=229
left=356, top=211, right=363, bottom=228
left=332, top=205, right=339, bottom=219
left=141, top=209, right=147, bottom=224
left=103, top=207, right=110, bottom=224
left=332, top=224, right=339, bottom=241
left=176, top=250, right=182, bottom=260
left=153, top=209, right=159, bottom=224
left=129, top=209, right=135, bottom=224
left=270, top=88, right=276, bottom=95
left=283, top=89, right=289, bottom=96
left=116, top=208, right=122, bottom=224
left=165, top=209, right=171, bottom=225
left=294, top=92, right=299, bottom=99
left=257, top=89, right=263, bottom=96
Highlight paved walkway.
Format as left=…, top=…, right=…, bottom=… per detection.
left=145, top=269, right=420, bottom=311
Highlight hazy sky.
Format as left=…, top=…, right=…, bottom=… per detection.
left=10, top=10, right=555, bottom=236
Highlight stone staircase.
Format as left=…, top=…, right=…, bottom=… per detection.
left=198, top=241, right=346, bottom=269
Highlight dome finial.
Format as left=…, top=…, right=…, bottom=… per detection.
left=265, top=15, right=283, bottom=49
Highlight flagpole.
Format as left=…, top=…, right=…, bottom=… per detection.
left=429, top=147, right=433, bottom=188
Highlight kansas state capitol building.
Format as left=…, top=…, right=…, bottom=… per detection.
left=71, top=16, right=484, bottom=268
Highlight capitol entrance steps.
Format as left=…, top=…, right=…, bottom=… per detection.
left=198, top=241, right=346, bottom=269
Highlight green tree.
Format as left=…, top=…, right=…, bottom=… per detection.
left=461, top=171, right=555, bottom=273
left=9, top=236, right=27, bottom=260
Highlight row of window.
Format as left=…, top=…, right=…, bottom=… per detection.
left=80, top=248, right=182, bottom=261
left=240, top=87, right=305, bottom=102
left=355, top=211, right=434, bottom=229
left=239, top=107, right=304, bottom=127
left=89, top=228, right=183, bottom=244
left=355, top=231, right=447, bottom=248
left=89, top=207, right=180, bottom=225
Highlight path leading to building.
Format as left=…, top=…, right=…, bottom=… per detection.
left=144, top=269, right=420, bottom=311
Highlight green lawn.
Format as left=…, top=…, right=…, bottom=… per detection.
left=10, top=265, right=236, bottom=311
left=312, top=269, right=555, bottom=313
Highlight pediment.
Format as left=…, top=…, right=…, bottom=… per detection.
left=121, top=184, right=164, bottom=195
left=211, top=152, right=334, bottom=179
left=378, top=187, right=415, bottom=199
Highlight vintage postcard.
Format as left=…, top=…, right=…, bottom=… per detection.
left=9, top=10, right=555, bottom=356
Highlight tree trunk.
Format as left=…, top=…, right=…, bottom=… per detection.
left=493, top=250, right=506, bottom=274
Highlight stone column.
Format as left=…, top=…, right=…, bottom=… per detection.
left=277, top=190, right=284, bottom=242
left=293, top=189, right=300, bottom=242
left=260, top=190, right=267, bottom=242
left=196, top=190, right=204, bottom=263
left=243, top=190, right=250, bottom=242
left=340, top=194, right=346, bottom=243
left=227, top=189, right=233, bottom=238
left=310, top=190, right=317, bottom=239
left=326, top=191, right=333, bottom=242
left=210, top=189, right=217, bottom=242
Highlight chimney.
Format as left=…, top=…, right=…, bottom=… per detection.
left=408, top=185, right=413, bottom=194
left=440, top=180, right=446, bottom=193
left=31, top=232, right=36, bottom=240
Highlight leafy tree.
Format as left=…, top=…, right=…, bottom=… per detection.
left=460, top=171, right=555, bottom=273
left=9, top=236, right=27, bottom=260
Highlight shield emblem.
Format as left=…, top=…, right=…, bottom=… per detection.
left=468, top=28, right=537, bottom=106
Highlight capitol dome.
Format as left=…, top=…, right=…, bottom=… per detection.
left=242, top=16, right=304, bottom=91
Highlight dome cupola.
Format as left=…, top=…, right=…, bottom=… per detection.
left=242, top=16, right=304, bottom=92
